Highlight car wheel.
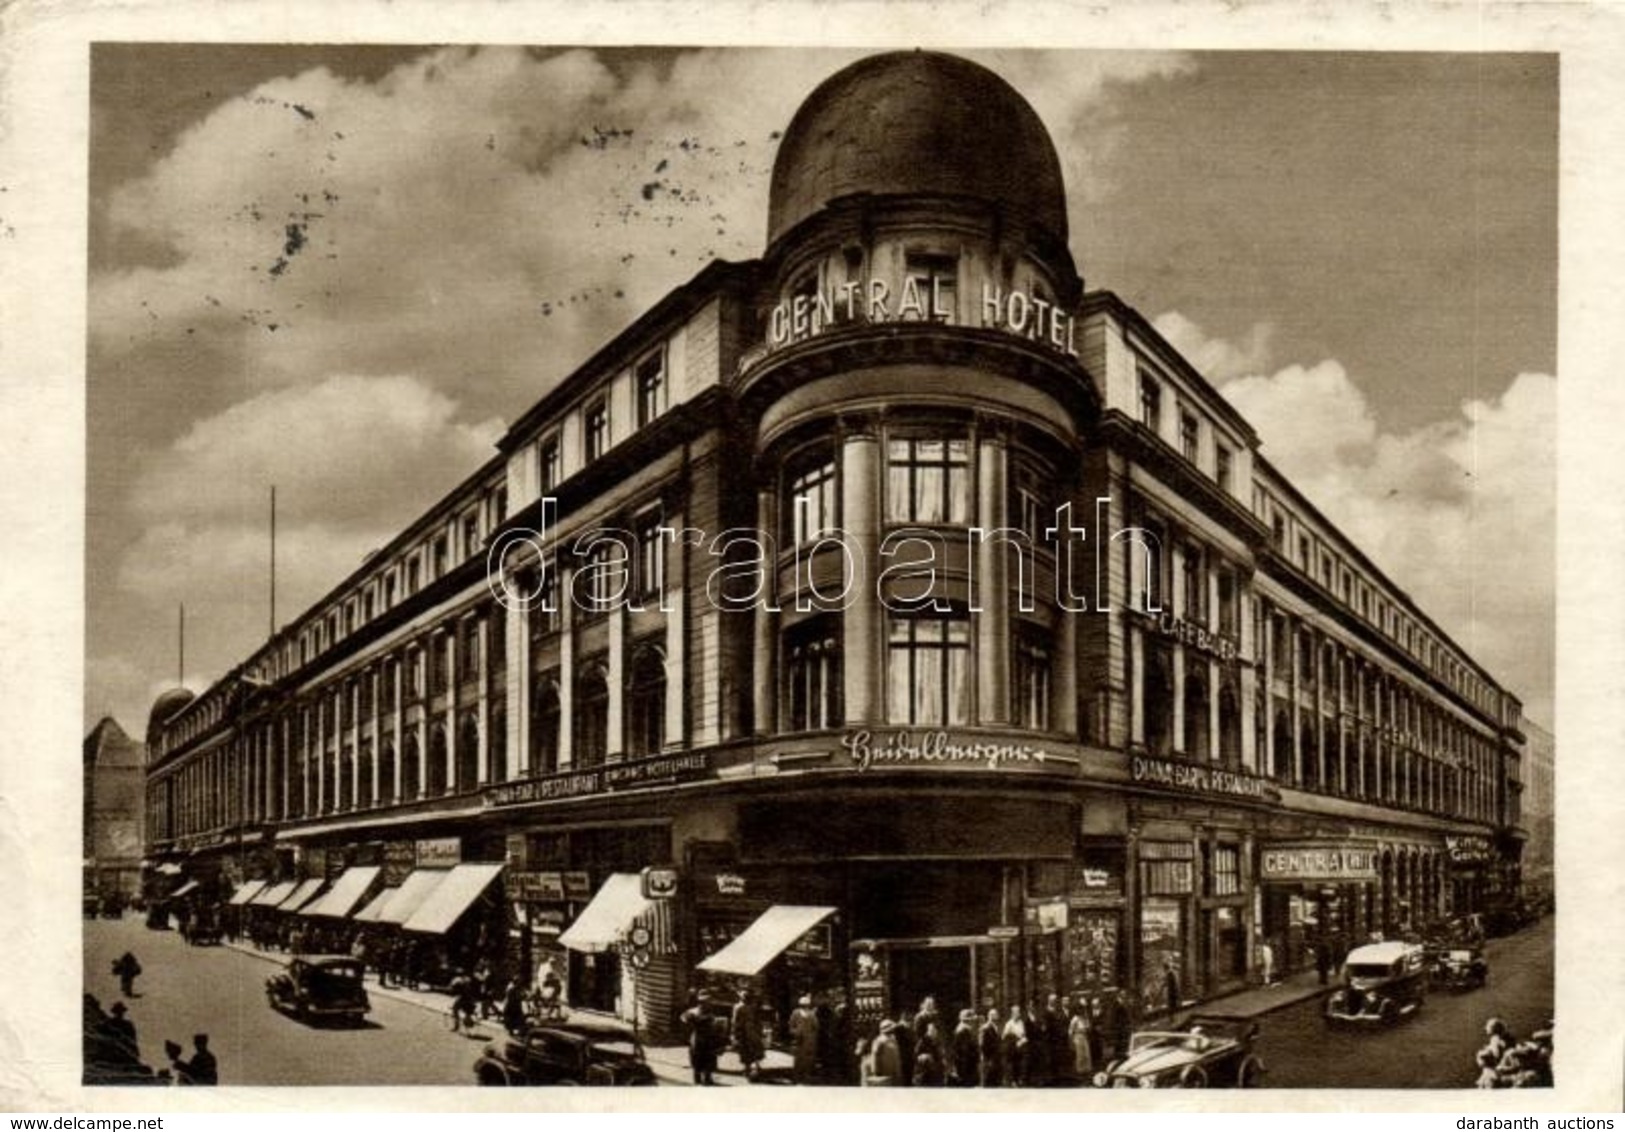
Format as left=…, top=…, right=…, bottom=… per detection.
left=1178, top=1064, right=1209, bottom=1089
left=1237, top=1055, right=1264, bottom=1088
left=477, top=1068, right=509, bottom=1087
left=1378, top=999, right=1397, bottom=1025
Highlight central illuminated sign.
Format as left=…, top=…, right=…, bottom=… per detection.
left=768, top=281, right=1079, bottom=358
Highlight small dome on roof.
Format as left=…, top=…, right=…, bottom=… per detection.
left=767, top=51, right=1069, bottom=250
left=148, top=688, right=195, bottom=735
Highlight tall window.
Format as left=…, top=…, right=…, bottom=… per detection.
left=887, top=615, right=971, bottom=726
left=432, top=536, right=449, bottom=579
left=784, top=617, right=842, bottom=731
left=1211, top=845, right=1241, bottom=896
left=904, top=252, right=957, bottom=322
left=579, top=538, right=627, bottom=615
left=539, top=434, right=562, bottom=493
left=462, top=512, right=480, bottom=559
left=460, top=618, right=481, bottom=682
left=635, top=352, right=665, bottom=428
left=529, top=560, right=561, bottom=638
left=1013, top=629, right=1052, bottom=731
left=1182, top=545, right=1205, bottom=623
left=886, top=436, right=970, bottom=525
left=432, top=633, right=451, bottom=694
left=575, top=663, right=609, bottom=768
left=786, top=457, right=838, bottom=544
left=627, top=647, right=666, bottom=757
left=1216, top=568, right=1237, bottom=636
left=406, top=557, right=421, bottom=595
left=1139, top=373, right=1162, bottom=432
left=1180, top=411, right=1199, bottom=462
left=584, top=398, right=609, bottom=463
left=634, top=508, right=664, bottom=601
left=1215, top=444, right=1233, bottom=492
left=531, top=677, right=561, bottom=774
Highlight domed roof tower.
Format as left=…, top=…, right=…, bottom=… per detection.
left=147, top=687, right=194, bottom=748
left=767, top=51, right=1071, bottom=259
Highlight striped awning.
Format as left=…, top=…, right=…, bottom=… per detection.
left=301, top=867, right=381, bottom=918
left=402, top=863, right=504, bottom=934
left=250, top=880, right=297, bottom=907
left=227, top=880, right=266, bottom=906
left=277, top=877, right=327, bottom=912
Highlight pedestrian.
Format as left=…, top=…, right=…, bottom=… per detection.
left=1001, top=1006, right=1028, bottom=1086
left=680, top=991, right=717, bottom=1085
left=978, top=1007, right=1003, bottom=1087
left=1044, top=994, right=1069, bottom=1085
left=914, top=1019, right=946, bottom=1086
left=502, top=978, right=527, bottom=1035
left=1068, top=997, right=1095, bottom=1081
left=1259, top=935, right=1275, bottom=985
left=449, top=970, right=477, bottom=1033
left=731, top=987, right=766, bottom=1081
left=1024, top=1002, right=1050, bottom=1086
left=171, top=1033, right=218, bottom=1086
left=892, top=1008, right=916, bottom=1086
left=1163, top=960, right=1182, bottom=1016
left=951, top=1008, right=980, bottom=1087
left=1315, top=941, right=1332, bottom=986
left=865, top=1019, right=903, bottom=1085
left=1106, top=990, right=1133, bottom=1062
left=103, top=1002, right=139, bottom=1065
left=789, top=993, right=820, bottom=1084
left=1474, top=1048, right=1501, bottom=1088
left=111, top=951, right=142, bottom=998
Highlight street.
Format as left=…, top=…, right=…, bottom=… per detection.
left=84, top=916, right=490, bottom=1085
left=1261, top=915, right=1555, bottom=1088
left=85, top=912, right=1554, bottom=1088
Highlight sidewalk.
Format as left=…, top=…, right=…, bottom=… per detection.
left=1171, top=968, right=1328, bottom=1026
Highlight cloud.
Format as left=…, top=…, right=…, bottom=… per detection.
left=1163, top=312, right=1555, bottom=725
left=1153, top=311, right=1275, bottom=383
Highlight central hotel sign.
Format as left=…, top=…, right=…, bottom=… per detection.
left=768, top=282, right=1079, bottom=358
left=1260, top=844, right=1379, bottom=882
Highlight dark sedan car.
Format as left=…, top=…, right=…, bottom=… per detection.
left=1094, top=1014, right=1265, bottom=1088
left=266, top=955, right=372, bottom=1025
left=474, top=1017, right=656, bottom=1086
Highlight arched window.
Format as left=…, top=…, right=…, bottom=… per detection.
left=489, top=700, right=507, bottom=783
left=1301, top=719, right=1320, bottom=790
left=575, top=663, right=610, bottom=768
left=532, top=678, right=561, bottom=774
left=378, top=739, right=396, bottom=804
left=1218, top=685, right=1241, bottom=766
left=1272, top=708, right=1293, bottom=780
left=401, top=732, right=421, bottom=799
left=1143, top=648, right=1173, bottom=755
left=427, top=721, right=448, bottom=795
left=357, top=740, right=374, bottom=809
left=627, top=646, right=666, bottom=758
left=1183, top=673, right=1209, bottom=760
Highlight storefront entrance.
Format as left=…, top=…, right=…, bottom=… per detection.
left=889, top=944, right=972, bottom=1023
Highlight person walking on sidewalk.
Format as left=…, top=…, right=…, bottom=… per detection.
left=789, top=994, right=820, bottom=1084
left=111, top=951, right=142, bottom=998
left=731, top=987, right=765, bottom=1082
left=1315, top=940, right=1333, bottom=985
left=1258, top=935, right=1276, bottom=986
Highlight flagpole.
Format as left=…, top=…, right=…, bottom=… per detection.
left=270, top=485, right=277, bottom=638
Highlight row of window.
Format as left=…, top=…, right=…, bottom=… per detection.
left=536, top=349, right=668, bottom=495
left=1138, top=368, right=1238, bottom=496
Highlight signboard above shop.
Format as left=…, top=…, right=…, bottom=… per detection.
left=485, top=751, right=711, bottom=807
left=1260, top=843, right=1378, bottom=882
left=1130, top=755, right=1278, bottom=803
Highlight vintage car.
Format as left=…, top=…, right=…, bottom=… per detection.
left=1430, top=945, right=1489, bottom=991
left=1325, top=941, right=1428, bottom=1025
left=265, top=955, right=372, bottom=1025
left=474, top=1017, right=657, bottom=1086
left=1093, top=1014, right=1265, bottom=1088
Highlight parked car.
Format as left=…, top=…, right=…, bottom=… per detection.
left=1093, top=1013, right=1265, bottom=1088
left=265, top=955, right=371, bottom=1025
left=474, top=1017, right=657, bottom=1086
left=1430, top=945, right=1489, bottom=991
left=1325, top=941, right=1428, bottom=1025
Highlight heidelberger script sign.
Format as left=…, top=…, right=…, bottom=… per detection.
left=485, top=751, right=711, bottom=807
left=1260, top=844, right=1379, bottom=882
left=1130, top=754, right=1277, bottom=802
left=841, top=729, right=1070, bottom=773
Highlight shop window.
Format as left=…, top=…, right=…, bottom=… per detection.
left=785, top=454, right=838, bottom=545
left=584, top=397, right=609, bottom=463
left=1210, top=844, right=1241, bottom=896
left=627, top=647, right=666, bottom=757
left=886, top=614, right=970, bottom=726
left=1013, top=628, right=1052, bottom=731
left=575, top=662, right=609, bottom=768
left=886, top=436, right=970, bottom=525
left=635, top=350, right=666, bottom=429
left=531, top=677, right=561, bottom=774
left=784, top=616, right=842, bottom=732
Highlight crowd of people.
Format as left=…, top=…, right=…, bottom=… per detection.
left=678, top=985, right=1140, bottom=1087
left=1474, top=1016, right=1554, bottom=1088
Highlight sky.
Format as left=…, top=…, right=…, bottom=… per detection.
left=85, top=45, right=1558, bottom=737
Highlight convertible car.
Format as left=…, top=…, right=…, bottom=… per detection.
left=474, top=1017, right=657, bottom=1086
left=1325, top=941, right=1428, bottom=1025
left=266, top=955, right=372, bottom=1025
left=1093, top=1014, right=1265, bottom=1088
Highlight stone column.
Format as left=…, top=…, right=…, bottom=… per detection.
left=1169, top=544, right=1185, bottom=753
left=1289, top=624, right=1302, bottom=784
left=665, top=507, right=687, bottom=749
left=392, top=658, right=405, bottom=802
left=370, top=667, right=382, bottom=804
left=752, top=487, right=776, bottom=735
left=975, top=428, right=1010, bottom=726
left=607, top=599, right=626, bottom=762
left=841, top=423, right=881, bottom=724
left=558, top=566, right=575, bottom=769
left=1053, top=586, right=1077, bottom=735
left=349, top=679, right=361, bottom=808
left=445, top=629, right=459, bottom=791
left=1129, top=626, right=1146, bottom=746
left=314, top=694, right=326, bottom=814
left=477, top=616, right=491, bottom=784
left=1261, top=606, right=1275, bottom=774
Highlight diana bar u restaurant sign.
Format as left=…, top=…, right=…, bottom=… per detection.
left=1260, top=844, right=1379, bottom=882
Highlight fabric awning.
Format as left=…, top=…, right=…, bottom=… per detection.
left=278, top=877, right=327, bottom=912
left=227, top=880, right=266, bottom=906
left=351, top=887, right=395, bottom=924
left=169, top=880, right=200, bottom=899
left=402, top=863, right=505, bottom=934
left=697, top=905, right=837, bottom=976
left=300, top=866, right=381, bottom=918
left=250, top=880, right=297, bottom=907
left=558, top=873, right=651, bottom=953
left=372, top=869, right=452, bottom=925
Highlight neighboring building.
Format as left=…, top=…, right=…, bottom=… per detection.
left=1521, top=720, right=1554, bottom=904
left=142, top=51, right=1531, bottom=1037
left=83, top=716, right=146, bottom=904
